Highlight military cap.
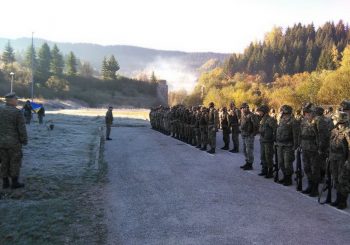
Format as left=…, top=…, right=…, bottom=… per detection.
left=314, top=106, right=324, bottom=116
left=280, top=105, right=293, bottom=114
left=209, top=102, right=215, bottom=107
left=240, top=102, right=249, bottom=109
left=257, top=105, right=269, bottom=114
left=340, top=100, right=350, bottom=111
left=4, top=92, right=18, bottom=100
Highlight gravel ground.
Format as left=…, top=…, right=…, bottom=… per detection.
left=104, top=120, right=350, bottom=245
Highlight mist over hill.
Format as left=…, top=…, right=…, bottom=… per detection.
left=0, top=37, right=229, bottom=91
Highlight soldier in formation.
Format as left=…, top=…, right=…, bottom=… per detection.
left=105, top=106, right=114, bottom=140
left=149, top=100, right=350, bottom=209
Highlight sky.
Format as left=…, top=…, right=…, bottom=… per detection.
left=0, top=0, right=349, bottom=53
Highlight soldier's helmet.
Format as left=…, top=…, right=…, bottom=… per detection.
left=240, top=102, right=249, bottom=109
left=334, top=111, right=349, bottom=124
left=257, top=105, right=269, bottom=114
left=209, top=102, right=215, bottom=107
left=230, top=101, right=235, bottom=107
left=340, top=100, right=350, bottom=111
left=302, top=102, right=314, bottom=114
left=314, top=106, right=324, bottom=116
left=280, top=105, right=293, bottom=114
left=222, top=106, right=227, bottom=111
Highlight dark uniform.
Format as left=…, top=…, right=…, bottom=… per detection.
left=228, top=102, right=240, bottom=153
left=207, top=102, right=219, bottom=154
left=0, top=92, right=28, bottom=189
left=37, top=105, right=45, bottom=124
left=23, top=100, right=33, bottom=124
left=220, top=107, right=231, bottom=150
left=105, top=107, right=113, bottom=140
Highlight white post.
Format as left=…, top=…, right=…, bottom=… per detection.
left=10, top=72, right=14, bottom=93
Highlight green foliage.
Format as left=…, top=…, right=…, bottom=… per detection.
left=66, top=52, right=77, bottom=76
left=50, top=45, right=64, bottom=76
left=24, top=44, right=37, bottom=69
left=45, top=76, right=70, bottom=92
left=150, top=71, right=157, bottom=83
left=37, top=43, right=51, bottom=81
left=101, top=55, right=120, bottom=80
left=79, top=61, right=94, bottom=78
left=223, top=20, right=350, bottom=81
left=2, top=41, right=15, bottom=65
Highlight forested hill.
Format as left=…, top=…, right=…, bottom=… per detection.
left=223, top=20, right=350, bottom=81
left=0, top=38, right=229, bottom=76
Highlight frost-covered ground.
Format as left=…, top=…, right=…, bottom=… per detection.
left=0, top=109, right=149, bottom=245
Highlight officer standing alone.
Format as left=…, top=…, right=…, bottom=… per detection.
left=105, top=106, right=113, bottom=140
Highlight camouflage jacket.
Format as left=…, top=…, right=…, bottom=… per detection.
left=276, top=114, right=299, bottom=148
left=0, top=104, right=28, bottom=148
left=300, top=118, right=318, bottom=152
left=259, top=115, right=277, bottom=143
left=329, top=126, right=349, bottom=160
left=208, top=108, right=219, bottom=129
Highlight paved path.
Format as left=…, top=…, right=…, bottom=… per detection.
left=104, top=120, right=350, bottom=245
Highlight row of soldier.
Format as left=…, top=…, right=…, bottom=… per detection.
left=150, top=100, right=350, bottom=210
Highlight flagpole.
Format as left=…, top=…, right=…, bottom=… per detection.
left=31, top=32, right=34, bottom=102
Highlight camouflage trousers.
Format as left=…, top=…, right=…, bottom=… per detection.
left=222, top=128, right=230, bottom=146
left=195, top=128, right=201, bottom=147
left=302, top=150, right=321, bottom=183
left=338, top=161, right=350, bottom=195
left=276, top=145, right=295, bottom=176
left=106, top=124, right=112, bottom=139
left=200, top=126, right=208, bottom=147
left=231, top=126, right=240, bottom=151
left=330, top=158, right=345, bottom=190
left=0, top=146, right=23, bottom=178
left=208, top=125, right=216, bottom=149
left=242, top=135, right=254, bottom=164
left=260, top=141, right=274, bottom=169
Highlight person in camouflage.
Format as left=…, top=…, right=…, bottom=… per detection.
left=239, top=102, right=256, bottom=170
left=22, top=100, right=33, bottom=124
left=220, top=107, right=231, bottom=150
left=200, top=107, right=209, bottom=151
left=257, top=105, right=277, bottom=178
left=228, top=101, right=240, bottom=153
left=195, top=107, right=202, bottom=148
left=314, top=106, right=333, bottom=181
left=329, top=111, right=349, bottom=209
left=207, top=102, right=219, bottom=154
left=0, top=92, right=28, bottom=189
left=276, top=105, right=299, bottom=186
left=300, top=104, right=320, bottom=196
left=105, top=106, right=113, bottom=140
left=37, top=104, right=45, bottom=124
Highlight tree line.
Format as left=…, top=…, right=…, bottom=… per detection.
left=223, top=20, right=350, bottom=82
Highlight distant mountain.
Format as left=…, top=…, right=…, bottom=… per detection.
left=0, top=38, right=229, bottom=88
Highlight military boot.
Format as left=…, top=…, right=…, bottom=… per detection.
left=265, top=168, right=274, bottom=179
left=302, top=180, right=312, bottom=194
left=309, top=182, right=319, bottom=197
left=196, top=144, right=202, bottom=149
left=207, top=148, right=215, bottom=154
left=11, top=177, right=25, bottom=189
left=2, top=177, right=10, bottom=189
left=337, top=194, right=348, bottom=210
left=278, top=175, right=286, bottom=184
left=240, top=162, right=248, bottom=169
left=221, top=144, right=229, bottom=150
left=243, top=163, right=253, bottom=170
left=258, top=167, right=267, bottom=176
left=230, top=148, right=239, bottom=153
left=283, top=175, right=292, bottom=186
left=331, top=192, right=341, bottom=207
left=200, top=145, right=207, bottom=151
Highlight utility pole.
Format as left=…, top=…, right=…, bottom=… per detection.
left=31, top=32, right=34, bottom=101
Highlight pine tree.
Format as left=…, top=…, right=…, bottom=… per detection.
left=101, top=57, right=109, bottom=80
left=150, top=71, right=157, bottom=83
left=107, top=55, right=120, bottom=80
left=66, top=51, right=77, bottom=76
left=37, top=43, right=51, bottom=80
left=50, top=44, right=64, bottom=76
left=24, top=45, right=37, bottom=69
left=304, top=52, right=314, bottom=72
left=294, top=56, right=301, bottom=73
left=279, top=56, right=287, bottom=74
left=2, top=41, right=15, bottom=65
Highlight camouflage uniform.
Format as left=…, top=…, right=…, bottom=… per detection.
left=207, top=104, right=219, bottom=153
left=194, top=109, right=202, bottom=148
left=228, top=103, right=241, bottom=152
left=276, top=105, right=298, bottom=186
left=105, top=108, right=113, bottom=140
left=220, top=108, right=231, bottom=150
left=257, top=105, right=277, bottom=177
left=199, top=108, right=208, bottom=150
left=0, top=93, right=28, bottom=189
left=240, top=103, right=256, bottom=169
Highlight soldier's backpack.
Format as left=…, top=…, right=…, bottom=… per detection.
left=250, top=113, right=261, bottom=136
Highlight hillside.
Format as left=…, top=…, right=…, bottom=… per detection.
left=0, top=38, right=229, bottom=78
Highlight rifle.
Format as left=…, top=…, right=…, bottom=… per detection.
left=295, top=148, right=303, bottom=191
left=318, top=158, right=332, bottom=204
left=274, top=145, right=279, bottom=182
